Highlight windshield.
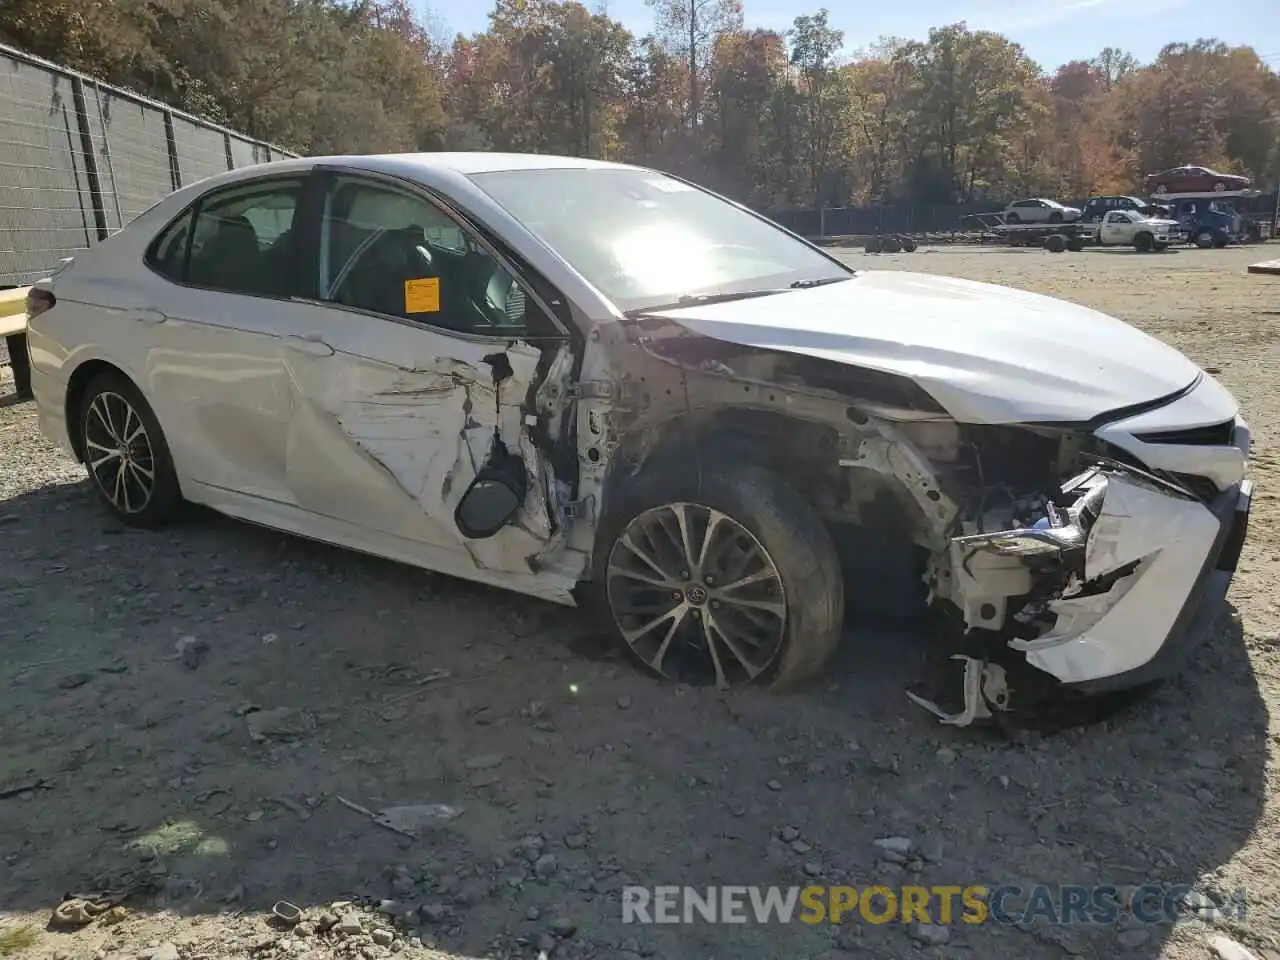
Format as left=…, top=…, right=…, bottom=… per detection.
left=468, top=168, right=851, bottom=313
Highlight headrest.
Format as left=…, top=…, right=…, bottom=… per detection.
left=347, top=190, right=421, bottom=231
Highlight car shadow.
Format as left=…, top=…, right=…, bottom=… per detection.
left=0, top=477, right=1267, bottom=960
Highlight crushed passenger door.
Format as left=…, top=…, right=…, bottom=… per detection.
left=275, top=308, right=565, bottom=575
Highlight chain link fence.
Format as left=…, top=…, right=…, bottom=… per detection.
left=0, top=43, right=296, bottom=371
left=769, top=194, right=1280, bottom=240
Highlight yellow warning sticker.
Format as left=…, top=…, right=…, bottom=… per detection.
left=404, top=277, right=441, bottom=313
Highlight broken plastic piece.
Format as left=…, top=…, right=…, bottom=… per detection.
left=374, top=803, right=466, bottom=836
left=272, top=900, right=302, bottom=924
left=906, top=655, right=1010, bottom=727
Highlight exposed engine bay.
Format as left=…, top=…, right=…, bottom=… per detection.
left=601, top=321, right=1239, bottom=729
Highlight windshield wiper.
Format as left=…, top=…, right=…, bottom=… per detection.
left=624, top=288, right=786, bottom=317
left=790, top=276, right=853, bottom=289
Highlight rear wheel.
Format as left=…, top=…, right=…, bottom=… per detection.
left=1005, top=212, right=1021, bottom=224
left=76, top=371, right=182, bottom=527
left=1048, top=212, right=1063, bottom=223
left=882, top=236, right=902, bottom=253
left=1044, top=233, right=1067, bottom=253
left=1194, top=229, right=1214, bottom=249
left=1213, top=181, right=1226, bottom=192
left=592, top=462, right=844, bottom=691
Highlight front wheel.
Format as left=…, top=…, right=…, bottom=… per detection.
left=76, top=371, right=183, bottom=527
left=1134, top=231, right=1154, bottom=252
left=591, top=462, right=844, bottom=691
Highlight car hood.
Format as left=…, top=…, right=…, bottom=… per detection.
left=644, top=271, right=1204, bottom=425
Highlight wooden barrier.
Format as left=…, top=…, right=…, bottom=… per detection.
left=0, top=286, right=32, bottom=399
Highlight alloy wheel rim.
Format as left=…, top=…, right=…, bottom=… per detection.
left=85, top=392, right=156, bottom=514
left=605, top=502, right=788, bottom=688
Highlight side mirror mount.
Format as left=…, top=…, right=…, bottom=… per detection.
left=453, top=443, right=528, bottom=540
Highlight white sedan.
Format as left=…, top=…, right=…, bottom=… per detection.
left=1003, top=198, right=1083, bottom=224
left=23, top=153, right=1251, bottom=726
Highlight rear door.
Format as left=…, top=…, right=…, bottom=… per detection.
left=137, top=172, right=321, bottom=504
left=273, top=169, right=579, bottom=574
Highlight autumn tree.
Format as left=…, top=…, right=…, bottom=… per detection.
left=644, top=0, right=743, bottom=131
left=3, top=0, right=1277, bottom=213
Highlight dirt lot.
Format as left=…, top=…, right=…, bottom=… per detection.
left=2, top=244, right=1280, bottom=960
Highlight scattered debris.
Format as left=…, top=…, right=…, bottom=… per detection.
left=464, top=754, right=505, bottom=770
left=908, top=922, right=951, bottom=946
left=0, top=776, right=50, bottom=799
left=50, top=897, right=115, bottom=928
left=374, top=803, right=465, bottom=836
left=57, top=672, right=94, bottom=690
left=1247, top=258, right=1280, bottom=276
left=271, top=901, right=302, bottom=925
left=174, top=635, right=208, bottom=669
left=245, top=707, right=315, bottom=743
left=1211, top=935, right=1263, bottom=960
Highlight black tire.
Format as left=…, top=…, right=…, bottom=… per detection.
left=1134, top=231, right=1154, bottom=252
left=882, top=236, right=902, bottom=254
left=1066, top=238, right=1085, bottom=252
left=1044, top=233, right=1067, bottom=253
left=901, top=238, right=918, bottom=252
left=1194, top=229, right=1214, bottom=249
left=76, top=370, right=182, bottom=528
left=1212, top=181, right=1226, bottom=192
left=1005, top=212, right=1021, bottom=224
left=589, top=461, right=844, bottom=691
left=1212, top=232, right=1229, bottom=248
left=864, top=237, right=882, bottom=254
left=1048, top=212, right=1063, bottom=223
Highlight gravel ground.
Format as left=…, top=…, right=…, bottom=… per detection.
left=2, top=243, right=1280, bottom=960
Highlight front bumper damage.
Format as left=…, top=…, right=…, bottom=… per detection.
left=910, top=463, right=1252, bottom=727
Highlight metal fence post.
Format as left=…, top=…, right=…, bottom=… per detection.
left=223, top=131, right=234, bottom=171
left=69, top=76, right=109, bottom=241
left=163, top=109, right=181, bottom=190
left=92, top=81, right=124, bottom=232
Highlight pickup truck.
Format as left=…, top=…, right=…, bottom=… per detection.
left=1094, top=210, right=1183, bottom=251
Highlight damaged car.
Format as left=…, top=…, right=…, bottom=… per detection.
left=23, top=153, right=1252, bottom=726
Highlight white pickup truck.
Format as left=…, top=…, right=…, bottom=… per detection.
left=1094, top=210, right=1184, bottom=251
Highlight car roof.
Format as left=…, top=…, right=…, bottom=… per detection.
left=340, top=152, right=640, bottom=174
left=161, top=151, right=652, bottom=201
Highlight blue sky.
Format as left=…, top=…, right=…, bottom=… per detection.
left=424, top=0, right=1280, bottom=71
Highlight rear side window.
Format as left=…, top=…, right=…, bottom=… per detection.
left=145, top=177, right=306, bottom=298
left=149, top=211, right=193, bottom=281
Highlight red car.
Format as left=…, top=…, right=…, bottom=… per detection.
left=1144, top=165, right=1251, bottom=195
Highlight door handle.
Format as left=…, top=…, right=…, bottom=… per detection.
left=133, top=309, right=167, bottom=325
left=285, top=333, right=334, bottom=357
